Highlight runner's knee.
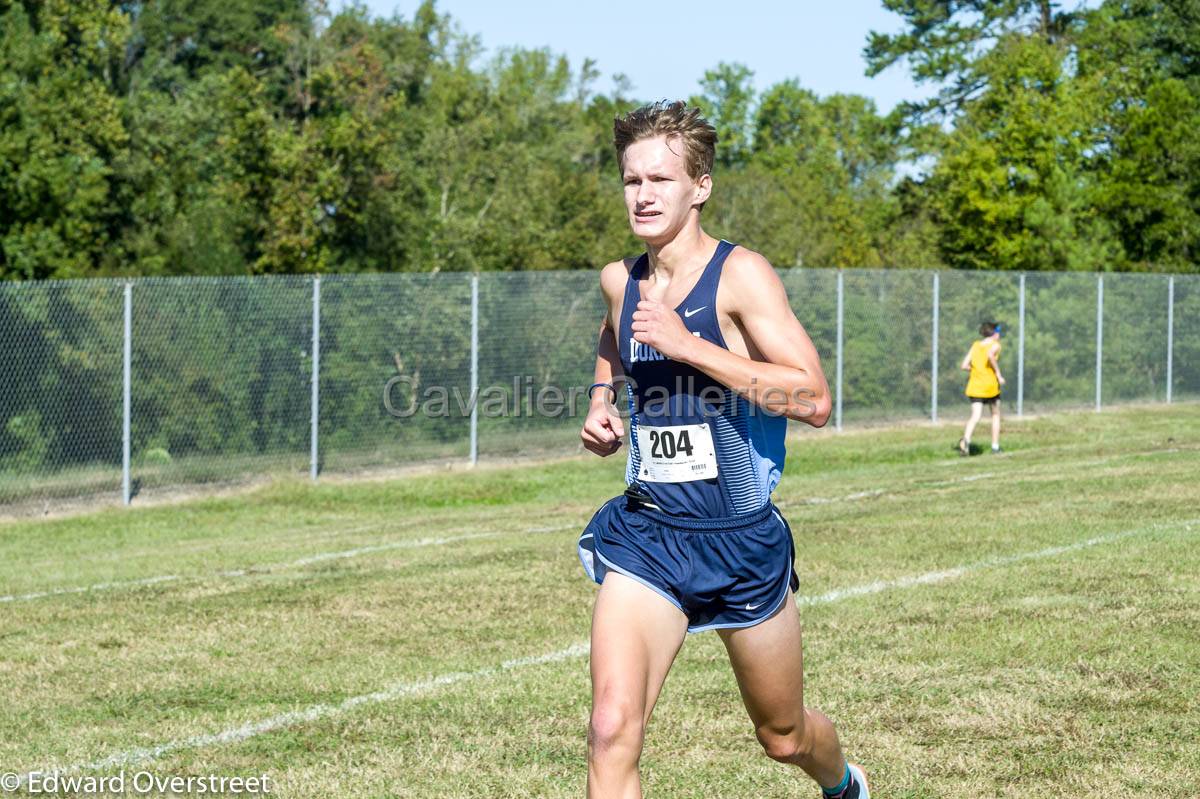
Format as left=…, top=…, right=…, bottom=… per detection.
left=588, top=698, right=644, bottom=759
left=755, top=720, right=814, bottom=764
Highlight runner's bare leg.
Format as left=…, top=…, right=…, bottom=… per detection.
left=588, top=572, right=689, bottom=798
left=717, top=591, right=848, bottom=787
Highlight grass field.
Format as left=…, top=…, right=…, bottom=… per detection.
left=1, top=404, right=1198, bottom=798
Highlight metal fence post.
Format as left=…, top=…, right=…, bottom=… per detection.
left=122, top=281, right=132, bottom=506
left=835, top=269, right=844, bottom=432
left=1167, top=275, right=1175, bottom=404
left=1095, top=274, right=1104, bottom=412
left=469, top=274, right=479, bottom=465
left=310, top=276, right=320, bottom=481
left=1017, top=273, right=1026, bottom=417
left=931, top=271, right=939, bottom=424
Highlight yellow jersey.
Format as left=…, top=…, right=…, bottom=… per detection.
left=965, top=339, right=1001, bottom=399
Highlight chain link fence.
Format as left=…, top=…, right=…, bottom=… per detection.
left=1, top=269, right=1196, bottom=507
left=0, top=280, right=125, bottom=502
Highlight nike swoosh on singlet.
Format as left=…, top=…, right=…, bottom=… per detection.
left=683, top=306, right=707, bottom=318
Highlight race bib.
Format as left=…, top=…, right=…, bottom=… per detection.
left=636, top=423, right=718, bottom=483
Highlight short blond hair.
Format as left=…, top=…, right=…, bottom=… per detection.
left=613, top=101, right=717, bottom=180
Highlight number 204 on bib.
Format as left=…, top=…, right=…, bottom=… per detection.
left=636, top=423, right=719, bottom=483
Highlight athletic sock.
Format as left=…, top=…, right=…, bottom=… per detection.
left=822, top=764, right=859, bottom=799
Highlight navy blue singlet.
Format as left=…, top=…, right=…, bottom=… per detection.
left=619, top=240, right=787, bottom=518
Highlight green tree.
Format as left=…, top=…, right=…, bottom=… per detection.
left=114, top=66, right=279, bottom=275
left=865, top=0, right=1085, bottom=121
left=1076, top=1, right=1200, bottom=270
left=692, top=62, right=756, bottom=169
left=0, top=0, right=130, bottom=279
left=709, top=80, right=915, bottom=268
left=926, top=36, right=1117, bottom=270
left=122, top=0, right=314, bottom=106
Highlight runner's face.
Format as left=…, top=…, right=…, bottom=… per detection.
left=621, top=135, right=710, bottom=244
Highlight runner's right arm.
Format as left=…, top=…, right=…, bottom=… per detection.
left=580, top=262, right=629, bottom=457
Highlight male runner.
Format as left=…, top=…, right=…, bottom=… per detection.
left=577, top=101, right=868, bottom=799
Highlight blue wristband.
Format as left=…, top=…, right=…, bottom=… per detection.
left=588, top=382, right=617, bottom=402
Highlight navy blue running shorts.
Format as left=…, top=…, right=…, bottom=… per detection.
left=577, top=495, right=800, bottom=633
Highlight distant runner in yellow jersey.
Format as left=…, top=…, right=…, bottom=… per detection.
left=958, top=321, right=1005, bottom=455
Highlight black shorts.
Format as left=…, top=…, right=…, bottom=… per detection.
left=967, top=394, right=1000, bottom=406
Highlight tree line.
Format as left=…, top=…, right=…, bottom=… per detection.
left=1, top=0, right=1197, bottom=280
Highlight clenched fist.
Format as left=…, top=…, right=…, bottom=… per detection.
left=581, top=393, right=625, bottom=456
left=630, top=300, right=697, bottom=361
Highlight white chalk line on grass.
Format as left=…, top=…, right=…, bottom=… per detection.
left=7, top=443, right=1189, bottom=604
left=7, top=439, right=1190, bottom=605
left=0, top=575, right=182, bottom=604
left=221, top=532, right=502, bottom=574
left=24, top=514, right=1197, bottom=784
left=19, top=644, right=591, bottom=787
left=779, top=470, right=994, bottom=510
left=786, top=442, right=1194, bottom=509
left=1, top=521, right=402, bottom=600
left=0, top=524, right=579, bottom=604
left=225, top=523, right=574, bottom=574
left=794, top=489, right=887, bottom=506
left=799, top=517, right=1199, bottom=606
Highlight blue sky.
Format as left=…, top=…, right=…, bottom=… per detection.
left=347, top=1, right=937, bottom=113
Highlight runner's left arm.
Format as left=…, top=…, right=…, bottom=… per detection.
left=629, top=249, right=831, bottom=426
left=987, top=345, right=1005, bottom=385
